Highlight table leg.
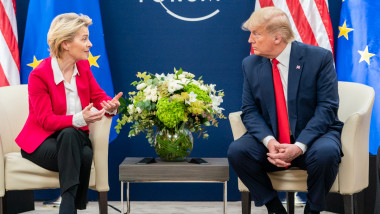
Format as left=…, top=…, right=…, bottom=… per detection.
left=127, top=182, right=130, bottom=214
left=121, top=182, right=124, bottom=214
left=224, top=181, right=227, bottom=214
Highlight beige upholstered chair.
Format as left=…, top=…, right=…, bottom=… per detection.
left=0, top=85, right=111, bottom=214
left=229, top=81, right=375, bottom=214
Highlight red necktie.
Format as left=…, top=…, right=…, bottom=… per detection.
left=272, top=58, right=291, bottom=144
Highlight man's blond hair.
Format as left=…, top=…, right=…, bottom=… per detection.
left=242, top=7, right=295, bottom=43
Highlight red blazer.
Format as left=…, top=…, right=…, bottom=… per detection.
left=16, top=57, right=112, bottom=153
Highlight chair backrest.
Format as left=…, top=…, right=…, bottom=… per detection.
left=229, top=81, right=375, bottom=194
left=0, top=85, right=29, bottom=154
left=229, top=111, right=246, bottom=140
left=337, top=81, right=375, bottom=123
left=337, top=81, right=374, bottom=193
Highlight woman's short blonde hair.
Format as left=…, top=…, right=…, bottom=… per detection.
left=47, top=13, right=92, bottom=58
left=242, top=7, right=294, bottom=43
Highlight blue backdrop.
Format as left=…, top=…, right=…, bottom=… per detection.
left=15, top=0, right=342, bottom=202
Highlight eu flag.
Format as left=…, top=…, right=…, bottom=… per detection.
left=336, top=0, right=380, bottom=154
left=20, top=0, right=119, bottom=142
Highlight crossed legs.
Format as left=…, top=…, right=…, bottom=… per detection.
left=21, top=127, right=93, bottom=214
left=227, top=132, right=341, bottom=212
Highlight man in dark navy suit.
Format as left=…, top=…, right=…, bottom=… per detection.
left=227, top=7, right=343, bottom=214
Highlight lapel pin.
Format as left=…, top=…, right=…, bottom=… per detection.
left=296, top=65, right=301, bottom=70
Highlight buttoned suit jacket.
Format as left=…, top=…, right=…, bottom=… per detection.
left=16, top=57, right=112, bottom=153
left=241, top=41, right=343, bottom=149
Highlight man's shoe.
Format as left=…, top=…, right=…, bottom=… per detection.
left=304, top=202, right=320, bottom=214
left=266, top=197, right=287, bottom=214
left=42, top=196, right=62, bottom=207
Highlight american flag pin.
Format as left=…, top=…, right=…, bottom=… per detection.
left=296, top=65, right=301, bottom=69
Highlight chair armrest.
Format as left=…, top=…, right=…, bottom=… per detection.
left=0, top=138, right=4, bottom=197
left=229, top=111, right=247, bottom=140
left=229, top=112, right=250, bottom=192
left=338, top=111, right=372, bottom=194
left=88, top=116, right=112, bottom=192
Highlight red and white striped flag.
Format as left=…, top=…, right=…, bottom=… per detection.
left=252, top=0, right=334, bottom=55
left=0, top=0, right=20, bottom=87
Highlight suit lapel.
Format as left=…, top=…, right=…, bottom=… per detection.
left=259, top=58, right=278, bottom=137
left=56, top=82, right=67, bottom=113
left=47, top=58, right=67, bottom=115
left=288, top=41, right=303, bottom=135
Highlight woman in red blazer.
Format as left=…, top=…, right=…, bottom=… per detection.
left=16, top=13, right=122, bottom=214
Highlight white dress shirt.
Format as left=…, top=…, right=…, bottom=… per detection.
left=262, top=43, right=308, bottom=153
left=52, top=57, right=87, bottom=128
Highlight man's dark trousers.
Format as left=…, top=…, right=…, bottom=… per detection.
left=227, top=131, right=341, bottom=211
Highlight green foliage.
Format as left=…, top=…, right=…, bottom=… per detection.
left=155, top=128, right=193, bottom=161
left=184, top=84, right=211, bottom=102
left=156, top=97, right=185, bottom=128
left=115, top=68, right=226, bottom=146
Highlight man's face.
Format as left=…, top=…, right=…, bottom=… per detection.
left=248, top=27, right=276, bottom=58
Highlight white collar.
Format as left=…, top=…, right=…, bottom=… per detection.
left=52, top=57, right=79, bottom=85
left=272, top=42, right=292, bottom=67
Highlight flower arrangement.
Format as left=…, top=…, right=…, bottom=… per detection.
left=115, top=68, right=225, bottom=145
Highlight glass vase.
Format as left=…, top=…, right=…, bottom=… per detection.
left=154, top=128, right=193, bottom=161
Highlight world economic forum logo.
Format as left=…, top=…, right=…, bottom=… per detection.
left=139, top=0, right=221, bottom=22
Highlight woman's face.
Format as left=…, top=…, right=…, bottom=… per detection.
left=65, top=27, right=92, bottom=61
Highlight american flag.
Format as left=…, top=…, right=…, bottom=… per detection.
left=0, top=0, right=20, bottom=87
left=253, top=0, right=334, bottom=54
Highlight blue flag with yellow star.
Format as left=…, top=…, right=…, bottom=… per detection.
left=20, top=0, right=119, bottom=143
left=336, top=0, right=380, bottom=154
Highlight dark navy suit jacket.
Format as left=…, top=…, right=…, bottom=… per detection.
left=241, top=41, right=343, bottom=148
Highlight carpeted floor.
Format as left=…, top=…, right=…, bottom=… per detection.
left=22, top=201, right=336, bottom=214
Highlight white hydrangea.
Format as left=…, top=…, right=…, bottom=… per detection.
left=183, top=71, right=195, bottom=79
left=185, top=91, right=197, bottom=105
left=208, top=84, right=216, bottom=93
left=211, top=94, right=223, bottom=106
left=165, top=73, right=175, bottom=81
left=200, top=85, right=208, bottom=92
left=144, top=86, right=158, bottom=102
left=136, top=107, right=142, bottom=114
left=210, top=94, right=224, bottom=113
left=136, top=83, right=147, bottom=90
left=155, top=73, right=166, bottom=80
left=128, top=104, right=134, bottom=114
left=178, top=74, right=186, bottom=80
left=180, top=78, right=190, bottom=85
left=191, top=80, right=201, bottom=87
left=167, top=80, right=184, bottom=94
left=213, top=105, right=225, bottom=114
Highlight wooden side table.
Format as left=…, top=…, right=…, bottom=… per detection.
left=119, top=157, right=229, bottom=214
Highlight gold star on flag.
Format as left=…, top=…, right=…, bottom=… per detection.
left=27, top=56, right=43, bottom=70
left=358, top=46, right=375, bottom=65
left=338, top=21, right=354, bottom=40
left=88, top=51, right=100, bottom=68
